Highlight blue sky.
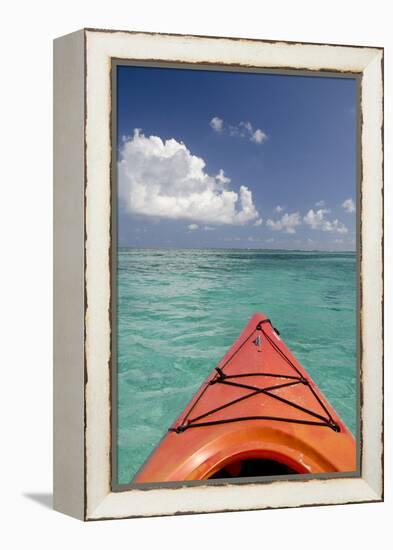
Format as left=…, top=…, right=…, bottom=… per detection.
left=117, top=65, right=357, bottom=250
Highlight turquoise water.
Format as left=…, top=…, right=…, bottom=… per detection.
left=117, top=248, right=357, bottom=484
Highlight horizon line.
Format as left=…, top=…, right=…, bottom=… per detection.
left=118, top=245, right=356, bottom=253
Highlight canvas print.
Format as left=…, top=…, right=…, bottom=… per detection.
left=114, top=64, right=358, bottom=487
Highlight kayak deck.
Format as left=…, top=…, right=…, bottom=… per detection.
left=133, top=313, right=356, bottom=482
left=170, top=318, right=340, bottom=435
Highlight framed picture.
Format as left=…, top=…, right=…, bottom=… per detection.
left=53, top=28, right=383, bottom=520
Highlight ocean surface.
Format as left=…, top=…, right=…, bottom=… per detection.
left=117, top=248, right=357, bottom=484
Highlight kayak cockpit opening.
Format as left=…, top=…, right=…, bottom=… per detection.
left=207, top=458, right=300, bottom=479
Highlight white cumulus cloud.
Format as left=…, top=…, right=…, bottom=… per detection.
left=251, top=128, right=267, bottom=144
left=266, top=212, right=301, bottom=234
left=210, top=117, right=267, bottom=144
left=254, top=218, right=263, bottom=226
left=119, top=130, right=259, bottom=226
left=303, top=209, right=348, bottom=234
left=274, top=205, right=284, bottom=213
left=342, top=198, right=356, bottom=213
left=210, top=116, right=223, bottom=132
left=215, top=168, right=230, bottom=185
left=315, top=200, right=326, bottom=207
left=188, top=224, right=199, bottom=230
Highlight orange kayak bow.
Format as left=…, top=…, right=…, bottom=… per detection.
left=133, top=313, right=356, bottom=482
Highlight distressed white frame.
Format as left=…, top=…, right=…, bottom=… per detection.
left=53, top=29, right=383, bottom=521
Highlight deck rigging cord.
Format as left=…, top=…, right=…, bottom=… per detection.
left=169, top=319, right=340, bottom=434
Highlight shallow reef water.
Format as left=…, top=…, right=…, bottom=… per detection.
left=117, top=248, right=357, bottom=484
